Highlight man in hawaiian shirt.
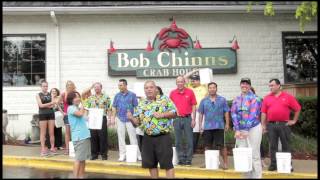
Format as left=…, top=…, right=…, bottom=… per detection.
left=83, top=82, right=111, bottom=160
left=128, top=80, right=176, bottom=178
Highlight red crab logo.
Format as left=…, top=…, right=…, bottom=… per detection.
left=158, top=20, right=190, bottom=52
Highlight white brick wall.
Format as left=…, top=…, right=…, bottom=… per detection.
left=3, top=13, right=317, bottom=137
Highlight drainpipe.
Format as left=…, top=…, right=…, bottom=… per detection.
left=50, top=11, right=61, bottom=89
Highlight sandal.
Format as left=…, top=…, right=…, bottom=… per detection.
left=50, top=148, right=59, bottom=155
left=64, top=149, right=69, bottom=155
left=40, top=150, right=49, bottom=157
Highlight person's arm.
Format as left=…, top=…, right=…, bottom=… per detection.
left=261, top=98, right=268, bottom=133
left=286, top=96, right=302, bottom=126
left=198, top=100, right=204, bottom=133
left=287, top=110, right=300, bottom=126
left=153, top=97, right=177, bottom=119
left=191, top=104, right=197, bottom=128
left=190, top=91, right=197, bottom=128
left=183, top=68, right=200, bottom=82
left=73, top=106, right=86, bottom=117
left=230, top=98, right=241, bottom=138
left=199, top=113, right=204, bottom=133
left=127, top=113, right=140, bottom=126
left=36, top=94, right=54, bottom=108
left=153, top=111, right=176, bottom=119
left=82, top=83, right=94, bottom=98
left=110, top=96, right=117, bottom=125
left=261, top=113, right=267, bottom=133
left=224, top=112, right=230, bottom=131
left=223, top=99, right=230, bottom=131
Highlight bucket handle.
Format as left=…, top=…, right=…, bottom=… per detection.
left=235, top=137, right=251, bottom=148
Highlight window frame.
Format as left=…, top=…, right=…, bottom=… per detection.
left=2, top=34, right=47, bottom=87
left=281, top=31, right=318, bottom=84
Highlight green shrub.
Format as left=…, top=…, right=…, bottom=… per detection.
left=291, top=96, right=317, bottom=138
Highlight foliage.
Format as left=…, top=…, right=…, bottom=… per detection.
left=247, top=1, right=317, bottom=33
left=264, top=1, right=275, bottom=16
left=291, top=96, right=317, bottom=138
left=295, top=1, right=318, bottom=32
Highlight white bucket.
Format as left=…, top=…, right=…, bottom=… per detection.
left=205, top=150, right=220, bottom=170
left=126, top=145, right=138, bottom=163
left=233, top=147, right=252, bottom=172
left=69, top=141, right=75, bottom=157
left=172, top=147, right=178, bottom=165
left=276, top=152, right=292, bottom=173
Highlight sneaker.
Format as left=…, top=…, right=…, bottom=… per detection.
left=178, top=161, right=185, bottom=166
left=118, top=156, right=126, bottom=162
left=268, top=166, right=277, bottom=171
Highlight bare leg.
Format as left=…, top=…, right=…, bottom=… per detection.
left=73, top=160, right=80, bottom=178
left=166, top=168, right=175, bottom=178
left=79, top=161, right=86, bottom=178
left=221, top=146, right=228, bottom=169
left=48, top=120, right=55, bottom=150
left=149, top=168, right=159, bottom=179
left=39, top=121, right=48, bottom=152
left=65, top=125, right=70, bottom=153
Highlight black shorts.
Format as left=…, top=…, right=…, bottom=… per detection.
left=203, top=129, right=225, bottom=149
left=63, top=115, right=69, bottom=125
left=141, top=133, right=173, bottom=170
left=39, top=113, right=55, bottom=121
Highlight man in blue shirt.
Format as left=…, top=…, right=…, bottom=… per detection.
left=198, top=82, right=230, bottom=169
left=111, top=79, right=140, bottom=161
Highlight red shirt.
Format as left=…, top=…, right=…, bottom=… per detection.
left=61, top=92, right=69, bottom=114
left=170, top=88, right=197, bottom=116
left=261, top=91, right=301, bottom=122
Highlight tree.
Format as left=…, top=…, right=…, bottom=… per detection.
left=247, top=1, right=317, bottom=33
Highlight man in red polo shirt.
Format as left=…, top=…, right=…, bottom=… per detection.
left=261, top=78, right=301, bottom=171
left=170, top=76, right=197, bottom=166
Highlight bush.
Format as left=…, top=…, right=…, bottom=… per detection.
left=291, top=96, right=317, bottom=138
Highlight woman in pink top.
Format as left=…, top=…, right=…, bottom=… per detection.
left=60, top=80, right=76, bottom=155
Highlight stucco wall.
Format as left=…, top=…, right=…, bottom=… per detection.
left=3, top=13, right=317, bottom=138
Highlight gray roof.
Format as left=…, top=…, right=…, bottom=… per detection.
left=3, top=1, right=303, bottom=7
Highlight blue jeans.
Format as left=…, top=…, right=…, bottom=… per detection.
left=173, top=116, right=193, bottom=163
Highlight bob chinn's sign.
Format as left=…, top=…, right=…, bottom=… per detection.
left=108, top=20, right=237, bottom=78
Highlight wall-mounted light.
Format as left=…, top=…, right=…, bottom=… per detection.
left=194, top=36, right=202, bottom=49
left=108, top=40, right=116, bottom=54
left=229, top=35, right=240, bottom=50
left=145, top=40, right=154, bottom=52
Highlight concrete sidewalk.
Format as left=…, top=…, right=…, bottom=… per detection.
left=3, top=145, right=318, bottom=178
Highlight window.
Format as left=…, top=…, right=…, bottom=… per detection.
left=3, top=35, right=46, bottom=86
left=282, top=32, right=318, bottom=84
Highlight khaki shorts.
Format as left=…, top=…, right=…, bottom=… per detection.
left=73, top=138, right=91, bottom=161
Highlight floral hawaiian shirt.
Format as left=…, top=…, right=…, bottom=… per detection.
left=84, top=93, right=111, bottom=116
left=133, top=95, right=177, bottom=136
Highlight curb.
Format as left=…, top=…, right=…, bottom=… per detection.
left=3, top=155, right=317, bottom=179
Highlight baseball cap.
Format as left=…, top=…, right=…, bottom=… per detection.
left=240, top=78, right=251, bottom=85
left=190, top=74, right=200, bottom=80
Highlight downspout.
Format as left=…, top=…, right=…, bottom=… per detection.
left=50, top=11, right=61, bottom=89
